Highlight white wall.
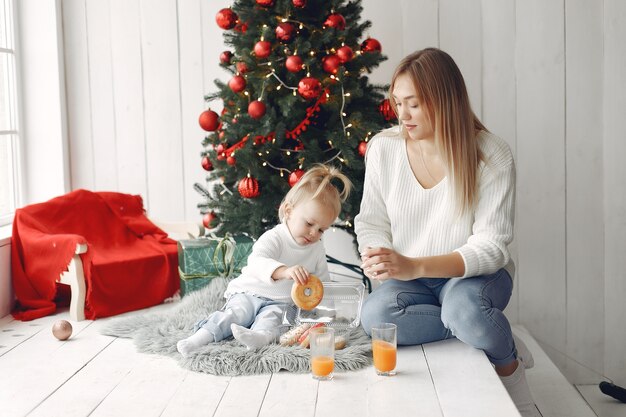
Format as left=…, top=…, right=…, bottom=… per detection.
left=10, top=0, right=621, bottom=386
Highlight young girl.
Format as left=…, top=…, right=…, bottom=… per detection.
left=355, top=48, right=538, bottom=417
left=177, top=164, right=352, bottom=357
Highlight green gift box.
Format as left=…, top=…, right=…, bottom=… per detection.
left=178, top=234, right=255, bottom=296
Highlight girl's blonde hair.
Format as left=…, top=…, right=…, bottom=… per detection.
left=389, top=48, right=486, bottom=215
left=278, top=164, right=352, bottom=222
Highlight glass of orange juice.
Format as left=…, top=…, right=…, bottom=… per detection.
left=310, top=327, right=335, bottom=380
left=371, top=323, right=397, bottom=376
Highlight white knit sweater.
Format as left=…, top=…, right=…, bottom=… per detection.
left=354, top=128, right=515, bottom=279
left=224, top=223, right=330, bottom=300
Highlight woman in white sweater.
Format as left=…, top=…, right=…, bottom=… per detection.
left=355, top=48, right=538, bottom=417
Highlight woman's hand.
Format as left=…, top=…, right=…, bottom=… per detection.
left=360, top=247, right=419, bottom=281
left=275, top=265, right=310, bottom=285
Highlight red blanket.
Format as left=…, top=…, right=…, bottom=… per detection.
left=11, top=189, right=179, bottom=320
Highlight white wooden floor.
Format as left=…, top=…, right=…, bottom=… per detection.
left=0, top=302, right=525, bottom=417
left=1, top=303, right=616, bottom=417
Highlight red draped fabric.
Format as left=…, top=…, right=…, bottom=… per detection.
left=11, top=189, right=179, bottom=320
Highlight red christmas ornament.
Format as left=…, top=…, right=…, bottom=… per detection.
left=201, top=156, right=214, bottom=171
left=378, top=98, right=397, bottom=121
left=216, top=143, right=227, bottom=160
left=358, top=141, right=368, bottom=157
left=219, top=50, right=233, bottom=64
left=324, top=13, right=346, bottom=30
left=236, top=62, right=249, bottom=74
left=275, top=22, right=295, bottom=42
left=202, top=211, right=217, bottom=229
left=238, top=176, right=260, bottom=198
left=228, top=75, right=246, bottom=93
left=256, top=0, right=274, bottom=6
left=322, top=54, right=341, bottom=75
left=286, top=55, right=303, bottom=73
left=288, top=169, right=305, bottom=187
left=198, top=110, right=219, bottom=131
left=361, top=38, right=382, bottom=53
left=216, top=8, right=238, bottom=30
left=248, top=100, right=266, bottom=119
left=336, top=46, right=354, bottom=63
left=298, top=77, right=322, bottom=100
left=254, top=41, right=271, bottom=59
left=293, top=0, right=306, bottom=7
left=227, top=155, right=237, bottom=166
left=235, top=21, right=248, bottom=33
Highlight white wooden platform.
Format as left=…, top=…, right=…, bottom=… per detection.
left=0, top=304, right=599, bottom=417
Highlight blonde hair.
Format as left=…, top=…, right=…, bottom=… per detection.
left=278, top=164, right=352, bottom=222
left=389, top=48, right=486, bottom=215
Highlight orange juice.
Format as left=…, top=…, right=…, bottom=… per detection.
left=372, top=339, right=396, bottom=372
left=311, top=355, right=335, bottom=377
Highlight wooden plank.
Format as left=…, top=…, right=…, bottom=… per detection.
left=28, top=337, right=143, bottom=417
left=424, top=339, right=520, bottom=417
left=0, top=310, right=72, bottom=357
left=177, top=0, right=208, bottom=222
left=257, top=372, right=318, bottom=417
left=360, top=0, right=404, bottom=85
left=85, top=0, right=119, bottom=191
left=214, top=374, right=272, bottom=417
left=576, top=384, right=623, bottom=417
left=400, top=0, right=439, bottom=53
left=603, top=0, right=626, bottom=388
left=439, top=0, right=482, bottom=118
left=514, top=326, right=596, bottom=417
left=109, top=0, right=148, bottom=197
left=515, top=0, right=566, bottom=355
left=0, top=319, right=112, bottom=417
left=138, top=0, right=185, bottom=221
left=201, top=0, right=231, bottom=95
left=89, top=352, right=187, bottom=417
left=60, top=0, right=95, bottom=191
left=160, top=370, right=231, bottom=417
left=480, top=0, right=518, bottom=326
left=316, top=345, right=443, bottom=416
left=564, top=0, right=605, bottom=385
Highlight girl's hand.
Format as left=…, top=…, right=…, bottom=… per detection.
left=282, top=265, right=310, bottom=285
left=360, top=247, right=419, bottom=281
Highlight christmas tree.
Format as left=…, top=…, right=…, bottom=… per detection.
left=196, top=0, right=396, bottom=239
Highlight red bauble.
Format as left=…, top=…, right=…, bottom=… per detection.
left=288, top=169, right=305, bottom=187
left=322, top=54, right=341, bottom=75
left=361, top=38, right=382, bottom=53
left=324, top=13, right=346, bottom=30
left=336, top=46, right=354, bottom=63
left=286, top=55, right=303, bottom=72
left=275, top=22, right=295, bottom=42
left=358, top=141, right=368, bottom=157
left=198, top=110, right=219, bottom=131
left=201, top=156, right=214, bottom=171
left=238, top=176, right=260, bottom=198
left=293, top=0, right=306, bottom=7
left=256, top=0, right=274, bottom=6
left=248, top=100, right=266, bottom=119
left=202, top=211, right=217, bottom=229
left=216, top=8, right=238, bottom=30
left=236, top=62, right=249, bottom=74
left=254, top=41, right=271, bottom=59
left=235, top=21, right=248, bottom=33
left=228, top=75, right=246, bottom=93
left=219, top=50, right=233, bottom=64
left=298, top=77, right=322, bottom=100
left=216, top=143, right=227, bottom=160
left=227, top=155, right=237, bottom=166
left=378, top=98, right=397, bottom=121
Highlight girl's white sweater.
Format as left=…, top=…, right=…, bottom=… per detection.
left=354, top=128, right=515, bottom=279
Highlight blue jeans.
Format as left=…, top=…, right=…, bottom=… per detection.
left=360, top=269, right=516, bottom=365
left=194, top=293, right=287, bottom=342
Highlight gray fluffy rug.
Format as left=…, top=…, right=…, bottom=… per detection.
left=100, top=277, right=373, bottom=376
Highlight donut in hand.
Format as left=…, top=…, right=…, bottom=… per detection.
left=291, top=274, right=324, bottom=310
